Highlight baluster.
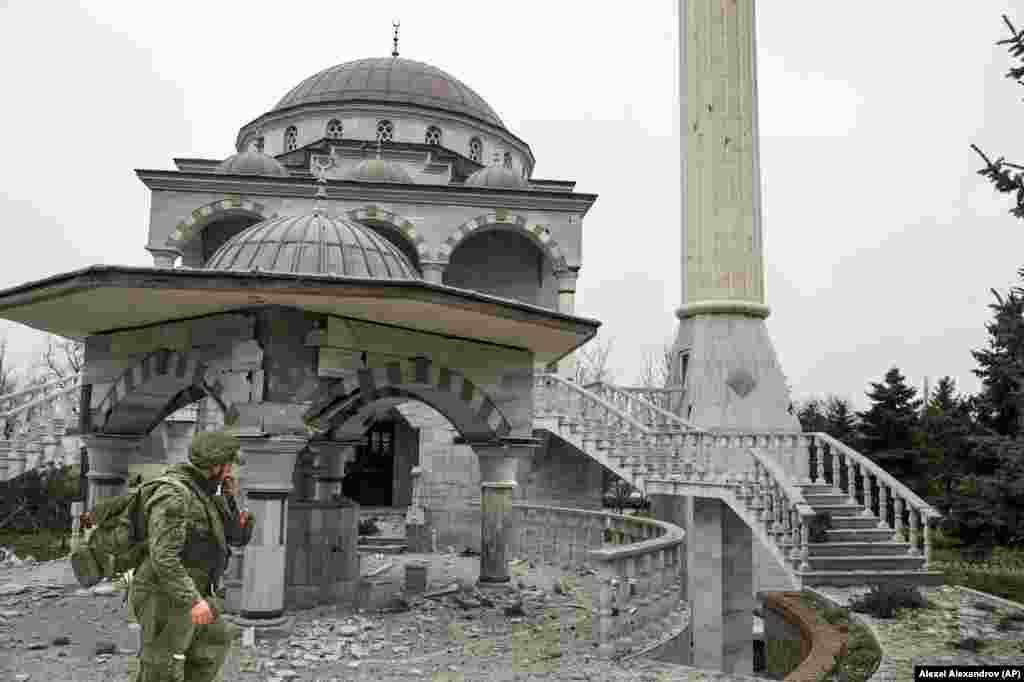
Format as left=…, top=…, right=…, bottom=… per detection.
left=922, top=512, right=932, bottom=570
left=795, top=435, right=812, bottom=485
left=894, top=497, right=905, bottom=541
left=846, top=455, right=858, bottom=505
left=799, top=519, right=811, bottom=571
left=789, top=508, right=801, bottom=561
left=810, top=436, right=822, bottom=483
left=877, top=484, right=890, bottom=530
left=862, top=471, right=875, bottom=518
left=908, top=507, right=920, bottom=556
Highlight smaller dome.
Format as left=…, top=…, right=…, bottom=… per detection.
left=344, top=158, right=414, bottom=184
left=205, top=212, right=420, bottom=280
left=465, top=164, right=528, bottom=189
left=216, top=151, right=290, bottom=177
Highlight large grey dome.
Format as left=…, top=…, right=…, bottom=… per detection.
left=216, top=150, right=290, bottom=177
left=273, top=57, right=505, bottom=129
left=205, top=212, right=420, bottom=279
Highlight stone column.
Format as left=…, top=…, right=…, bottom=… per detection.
left=308, top=439, right=358, bottom=503
left=472, top=439, right=538, bottom=585
left=236, top=435, right=307, bottom=623
left=80, top=434, right=142, bottom=509
left=554, top=269, right=580, bottom=380
left=421, top=261, right=446, bottom=285
left=687, top=497, right=754, bottom=674
left=7, top=436, right=27, bottom=480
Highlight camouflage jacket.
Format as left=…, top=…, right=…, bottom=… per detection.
left=132, top=463, right=254, bottom=608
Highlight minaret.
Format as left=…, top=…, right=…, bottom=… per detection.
left=672, top=0, right=799, bottom=431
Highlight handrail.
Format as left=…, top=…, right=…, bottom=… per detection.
left=537, top=373, right=653, bottom=434
left=0, top=373, right=79, bottom=406
left=812, top=432, right=940, bottom=519
left=747, top=447, right=815, bottom=520
left=0, top=380, right=80, bottom=420
left=577, top=378, right=703, bottom=432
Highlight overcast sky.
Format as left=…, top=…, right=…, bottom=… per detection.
left=0, top=1, right=1021, bottom=411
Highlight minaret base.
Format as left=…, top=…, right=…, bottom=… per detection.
left=672, top=309, right=800, bottom=432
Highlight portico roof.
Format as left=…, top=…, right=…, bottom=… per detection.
left=0, top=266, right=600, bottom=363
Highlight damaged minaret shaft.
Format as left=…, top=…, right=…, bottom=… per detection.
left=673, top=0, right=799, bottom=431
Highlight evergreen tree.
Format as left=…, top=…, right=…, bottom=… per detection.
left=796, top=398, right=828, bottom=433
left=971, top=15, right=1024, bottom=220
left=824, top=396, right=858, bottom=447
left=856, top=367, right=922, bottom=482
left=927, top=376, right=960, bottom=415
left=971, top=276, right=1024, bottom=437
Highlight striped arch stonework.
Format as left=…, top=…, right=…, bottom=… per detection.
left=303, top=357, right=512, bottom=441
left=346, top=206, right=429, bottom=260
left=165, top=196, right=276, bottom=250
left=94, top=349, right=207, bottom=433
left=437, top=212, right=568, bottom=270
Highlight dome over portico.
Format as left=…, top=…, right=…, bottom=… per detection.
left=205, top=212, right=420, bottom=280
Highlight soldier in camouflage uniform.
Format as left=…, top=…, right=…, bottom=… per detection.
left=129, top=431, right=255, bottom=682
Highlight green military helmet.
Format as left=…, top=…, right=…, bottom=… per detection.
left=188, top=430, right=243, bottom=469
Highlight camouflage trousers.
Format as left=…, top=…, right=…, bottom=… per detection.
left=130, top=585, right=238, bottom=682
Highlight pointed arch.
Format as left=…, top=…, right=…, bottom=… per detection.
left=303, top=356, right=512, bottom=442
left=437, top=212, right=568, bottom=271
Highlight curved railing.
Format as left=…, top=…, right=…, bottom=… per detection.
left=510, top=503, right=686, bottom=659
left=0, top=374, right=80, bottom=414
left=0, top=374, right=82, bottom=479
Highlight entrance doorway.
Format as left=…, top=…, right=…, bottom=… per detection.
left=342, top=419, right=395, bottom=506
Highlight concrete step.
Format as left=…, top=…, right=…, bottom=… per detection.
left=826, top=515, right=883, bottom=530
left=798, top=569, right=946, bottom=588
left=800, top=484, right=840, bottom=495
left=358, top=536, right=408, bottom=554
left=802, top=493, right=852, bottom=506
left=807, top=542, right=915, bottom=557
left=804, top=554, right=925, bottom=572
left=825, top=527, right=897, bottom=542
left=808, top=504, right=869, bottom=517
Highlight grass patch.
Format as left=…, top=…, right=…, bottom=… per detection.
left=0, top=529, right=70, bottom=562
left=930, top=528, right=1024, bottom=604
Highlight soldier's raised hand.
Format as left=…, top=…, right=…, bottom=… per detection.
left=191, top=598, right=215, bottom=625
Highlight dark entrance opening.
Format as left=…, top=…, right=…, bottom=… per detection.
left=342, top=418, right=395, bottom=506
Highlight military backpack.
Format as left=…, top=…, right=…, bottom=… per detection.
left=70, top=475, right=208, bottom=588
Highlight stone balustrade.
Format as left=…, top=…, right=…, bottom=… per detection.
left=808, top=433, right=942, bottom=568
left=584, top=381, right=693, bottom=431
left=0, top=376, right=81, bottom=481
left=509, top=502, right=686, bottom=658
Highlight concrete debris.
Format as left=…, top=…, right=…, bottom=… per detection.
left=423, top=583, right=459, bottom=599
left=362, top=561, right=394, bottom=578
left=0, top=583, right=29, bottom=596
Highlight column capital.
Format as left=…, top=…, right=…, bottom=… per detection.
left=420, top=260, right=446, bottom=285
left=305, top=438, right=362, bottom=457
left=237, top=435, right=308, bottom=495
left=469, top=437, right=541, bottom=486
left=82, top=433, right=143, bottom=477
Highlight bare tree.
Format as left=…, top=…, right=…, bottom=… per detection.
left=35, top=335, right=83, bottom=382
left=636, top=340, right=674, bottom=389
left=575, top=332, right=615, bottom=385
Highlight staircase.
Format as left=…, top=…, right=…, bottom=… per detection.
left=1, top=370, right=944, bottom=590
left=533, top=373, right=944, bottom=589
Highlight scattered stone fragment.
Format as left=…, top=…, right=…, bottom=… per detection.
left=0, top=583, right=29, bottom=596
left=91, top=583, right=119, bottom=597
left=0, top=609, right=22, bottom=617
left=51, top=635, right=71, bottom=646
left=94, top=641, right=117, bottom=655
left=338, top=624, right=359, bottom=636
left=27, top=641, right=49, bottom=650
left=504, top=601, right=526, bottom=617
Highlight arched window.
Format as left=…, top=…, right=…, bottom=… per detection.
left=326, top=119, right=343, bottom=140
left=376, top=120, right=394, bottom=143
left=678, top=351, right=690, bottom=385
left=425, top=126, right=442, bottom=146
left=253, top=136, right=265, bottom=153
left=284, top=126, right=298, bottom=152
left=503, top=151, right=513, bottom=169
left=468, top=137, right=482, bottom=163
